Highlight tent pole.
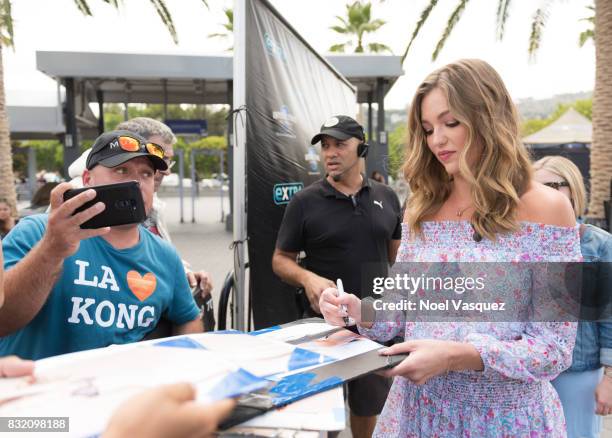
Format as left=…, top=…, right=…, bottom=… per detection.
left=232, top=0, right=247, bottom=331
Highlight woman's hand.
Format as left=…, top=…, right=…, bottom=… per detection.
left=595, top=374, right=612, bottom=416
left=379, top=340, right=483, bottom=385
left=319, top=287, right=362, bottom=327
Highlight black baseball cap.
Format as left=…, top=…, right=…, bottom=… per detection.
left=310, top=115, right=365, bottom=145
left=86, top=130, right=168, bottom=171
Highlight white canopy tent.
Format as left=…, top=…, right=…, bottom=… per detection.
left=523, top=107, right=592, bottom=146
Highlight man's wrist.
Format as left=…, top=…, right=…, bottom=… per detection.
left=296, top=269, right=313, bottom=288
left=604, top=366, right=612, bottom=379
left=38, top=237, right=65, bottom=265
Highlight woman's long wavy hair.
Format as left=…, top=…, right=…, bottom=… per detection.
left=403, top=59, right=532, bottom=240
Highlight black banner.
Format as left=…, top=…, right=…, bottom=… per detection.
left=245, top=0, right=356, bottom=328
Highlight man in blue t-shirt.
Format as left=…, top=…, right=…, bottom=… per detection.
left=0, top=130, right=202, bottom=360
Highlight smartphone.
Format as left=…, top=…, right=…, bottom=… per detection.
left=63, top=181, right=146, bottom=229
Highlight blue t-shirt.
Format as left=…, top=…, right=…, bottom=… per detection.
left=0, top=214, right=200, bottom=360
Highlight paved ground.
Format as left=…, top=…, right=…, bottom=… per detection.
left=159, top=195, right=234, bottom=323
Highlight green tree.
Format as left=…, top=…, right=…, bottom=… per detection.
left=401, top=0, right=612, bottom=219
left=521, top=98, right=592, bottom=137
left=175, top=135, right=227, bottom=178
left=103, top=103, right=228, bottom=136
left=387, top=123, right=406, bottom=178
left=0, top=0, right=207, bottom=212
left=329, top=1, right=392, bottom=53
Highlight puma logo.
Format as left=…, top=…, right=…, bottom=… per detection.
left=373, top=200, right=383, bottom=209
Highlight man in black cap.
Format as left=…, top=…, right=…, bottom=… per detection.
left=0, top=130, right=203, bottom=360
left=272, top=116, right=402, bottom=438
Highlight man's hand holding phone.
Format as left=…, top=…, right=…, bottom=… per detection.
left=41, top=183, right=110, bottom=259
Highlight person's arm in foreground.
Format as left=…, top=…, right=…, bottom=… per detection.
left=103, top=383, right=235, bottom=438
left=0, top=356, right=34, bottom=378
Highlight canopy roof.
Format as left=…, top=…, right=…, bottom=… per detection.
left=36, top=51, right=403, bottom=104
left=523, top=107, right=592, bottom=145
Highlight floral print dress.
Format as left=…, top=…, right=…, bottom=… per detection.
left=360, top=221, right=581, bottom=437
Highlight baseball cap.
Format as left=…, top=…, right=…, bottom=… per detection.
left=310, top=115, right=365, bottom=145
left=85, top=130, right=168, bottom=172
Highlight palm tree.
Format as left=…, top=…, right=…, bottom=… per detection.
left=208, top=8, right=233, bottom=51
left=0, top=0, right=205, bottom=213
left=401, top=0, right=611, bottom=220
left=329, top=1, right=392, bottom=53
left=589, top=0, right=611, bottom=220
left=0, top=0, right=15, bottom=214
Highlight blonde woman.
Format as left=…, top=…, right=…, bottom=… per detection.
left=320, top=59, right=581, bottom=436
left=534, top=156, right=612, bottom=438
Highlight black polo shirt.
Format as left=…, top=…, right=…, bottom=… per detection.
left=276, top=176, right=402, bottom=299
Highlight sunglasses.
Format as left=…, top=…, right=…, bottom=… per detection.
left=543, top=181, right=570, bottom=190
left=116, top=136, right=166, bottom=160
left=163, top=160, right=176, bottom=172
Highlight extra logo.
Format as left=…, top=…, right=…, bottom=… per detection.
left=274, top=182, right=304, bottom=205
left=263, top=32, right=286, bottom=62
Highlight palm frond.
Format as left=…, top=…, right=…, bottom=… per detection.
left=401, top=0, right=438, bottom=62
left=432, top=0, right=469, bottom=61
left=362, top=2, right=372, bottom=21
left=329, top=43, right=347, bottom=53
left=368, top=42, right=393, bottom=54
left=101, top=0, right=120, bottom=8
left=200, top=0, right=209, bottom=9
left=330, top=25, right=348, bottom=34
left=367, top=18, right=386, bottom=29
left=0, top=0, right=14, bottom=48
left=528, top=2, right=552, bottom=60
left=149, top=0, right=178, bottom=44
left=495, top=0, right=511, bottom=40
left=73, top=0, right=93, bottom=16
left=334, top=15, right=350, bottom=29
left=347, top=3, right=362, bottom=25
left=224, top=8, right=233, bottom=32
left=579, top=29, right=594, bottom=47
left=579, top=5, right=594, bottom=24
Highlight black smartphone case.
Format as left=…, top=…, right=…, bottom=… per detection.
left=63, top=181, right=146, bottom=229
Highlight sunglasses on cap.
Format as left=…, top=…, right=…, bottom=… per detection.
left=543, top=181, right=570, bottom=190
left=114, top=136, right=166, bottom=160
